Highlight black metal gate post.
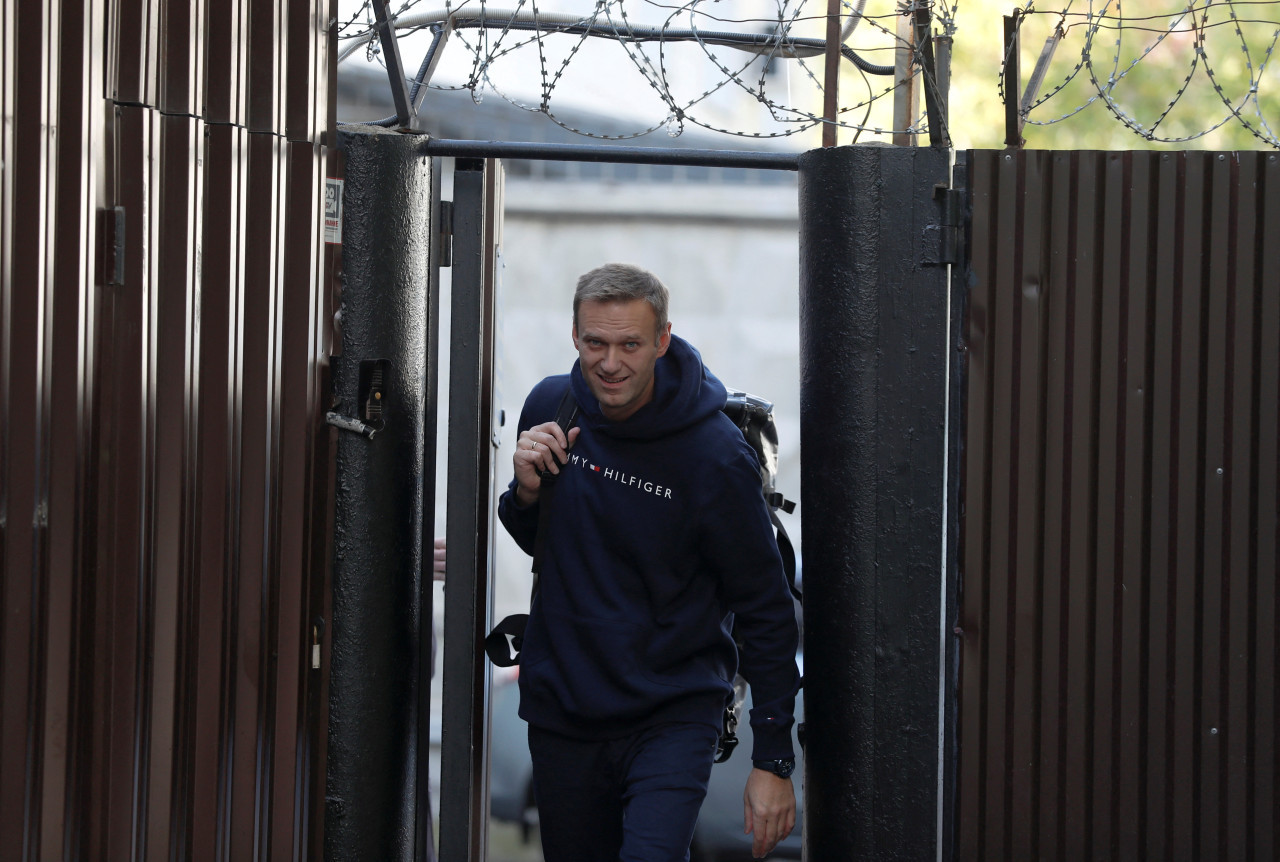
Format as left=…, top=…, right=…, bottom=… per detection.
left=327, top=126, right=435, bottom=861
left=438, top=157, right=504, bottom=862
left=797, top=144, right=960, bottom=861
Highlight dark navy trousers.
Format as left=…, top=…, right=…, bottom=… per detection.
left=528, top=722, right=720, bottom=862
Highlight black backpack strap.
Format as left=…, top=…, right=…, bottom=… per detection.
left=531, top=387, right=579, bottom=576
left=485, top=386, right=580, bottom=668
left=771, top=509, right=801, bottom=603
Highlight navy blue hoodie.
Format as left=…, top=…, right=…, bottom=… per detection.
left=498, top=335, right=800, bottom=761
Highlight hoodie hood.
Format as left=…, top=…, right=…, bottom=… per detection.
left=569, top=333, right=727, bottom=440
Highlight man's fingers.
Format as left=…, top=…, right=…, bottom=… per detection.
left=752, top=815, right=792, bottom=859
left=744, top=797, right=772, bottom=858
left=751, top=827, right=767, bottom=858
left=529, top=420, right=569, bottom=450
left=519, top=422, right=575, bottom=470
left=751, top=817, right=777, bottom=859
left=513, top=421, right=579, bottom=503
left=759, top=810, right=786, bottom=854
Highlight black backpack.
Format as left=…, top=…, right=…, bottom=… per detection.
left=721, top=389, right=797, bottom=588
left=716, top=390, right=799, bottom=762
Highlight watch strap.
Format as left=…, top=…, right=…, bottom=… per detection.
left=752, top=758, right=796, bottom=778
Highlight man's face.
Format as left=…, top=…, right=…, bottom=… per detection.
left=572, top=299, right=671, bottom=422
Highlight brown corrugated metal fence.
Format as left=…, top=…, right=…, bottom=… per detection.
left=960, top=149, right=1279, bottom=861
left=1, top=1, right=337, bottom=859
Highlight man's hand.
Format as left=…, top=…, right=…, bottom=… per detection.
left=432, top=537, right=446, bottom=582
left=743, top=769, right=795, bottom=859
left=513, top=421, right=580, bottom=506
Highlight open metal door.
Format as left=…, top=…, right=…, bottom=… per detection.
left=438, top=156, right=506, bottom=862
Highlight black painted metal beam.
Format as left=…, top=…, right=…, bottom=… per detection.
left=327, top=126, right=433, bottom=862
left=372, top=0, right=416, bottom=127
left=797, top=144, right=959, bottom=860
left=421, top=137, right=801, bottom=170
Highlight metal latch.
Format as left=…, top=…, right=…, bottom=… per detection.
left=325, top=358, right=390, bottom=438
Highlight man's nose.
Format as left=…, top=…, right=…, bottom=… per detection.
left=600, top=346, right=623, bottom=370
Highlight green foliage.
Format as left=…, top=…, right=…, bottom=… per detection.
left=832, top=0, right=1279, bottom=150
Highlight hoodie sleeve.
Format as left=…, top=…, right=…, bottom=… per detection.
left=701, top=433, right=801, bottom=761
left=498, top=480, right=539, bottom=556
left=497, top=375, right=567, bottom=556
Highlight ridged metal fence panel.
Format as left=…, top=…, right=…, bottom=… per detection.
left=2, top=2, right=80, bottom=857
left=959, top=149, right=1280, bottom=862
left=1, top=1, right=335, bottom=859
left=206, top=1, right=249, bottom=126
left=248, top=0, right=287, bottom=136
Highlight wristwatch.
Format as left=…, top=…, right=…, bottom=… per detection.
left=752, top=758, right=796, bottom=779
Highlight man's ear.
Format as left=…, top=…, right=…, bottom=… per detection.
left=655, top=322, right=672, bottom=357
left=571, top=322, right=579, bottom=350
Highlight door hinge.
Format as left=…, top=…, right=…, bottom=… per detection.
left=923, top=185, right=963, bottom=266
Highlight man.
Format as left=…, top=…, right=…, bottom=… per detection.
left=498, top=263, right=800, bottom=862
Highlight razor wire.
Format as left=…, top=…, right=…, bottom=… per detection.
left=1001, top=0, right=1280, bottom=147
left=337, top=0, right=948, bottom=140
left=339, top=0, right=1280, bottom=147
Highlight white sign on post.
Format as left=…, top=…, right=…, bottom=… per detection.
left=325, top=178, right=344, bottom=244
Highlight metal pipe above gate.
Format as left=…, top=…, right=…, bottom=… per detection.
left=421, top=137, right=801, bottom=170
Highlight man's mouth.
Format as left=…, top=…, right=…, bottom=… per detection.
left=599, top=373, right=627, bottom=386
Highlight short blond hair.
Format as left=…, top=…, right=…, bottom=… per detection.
left=573, top=263, right=669, bottom=339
